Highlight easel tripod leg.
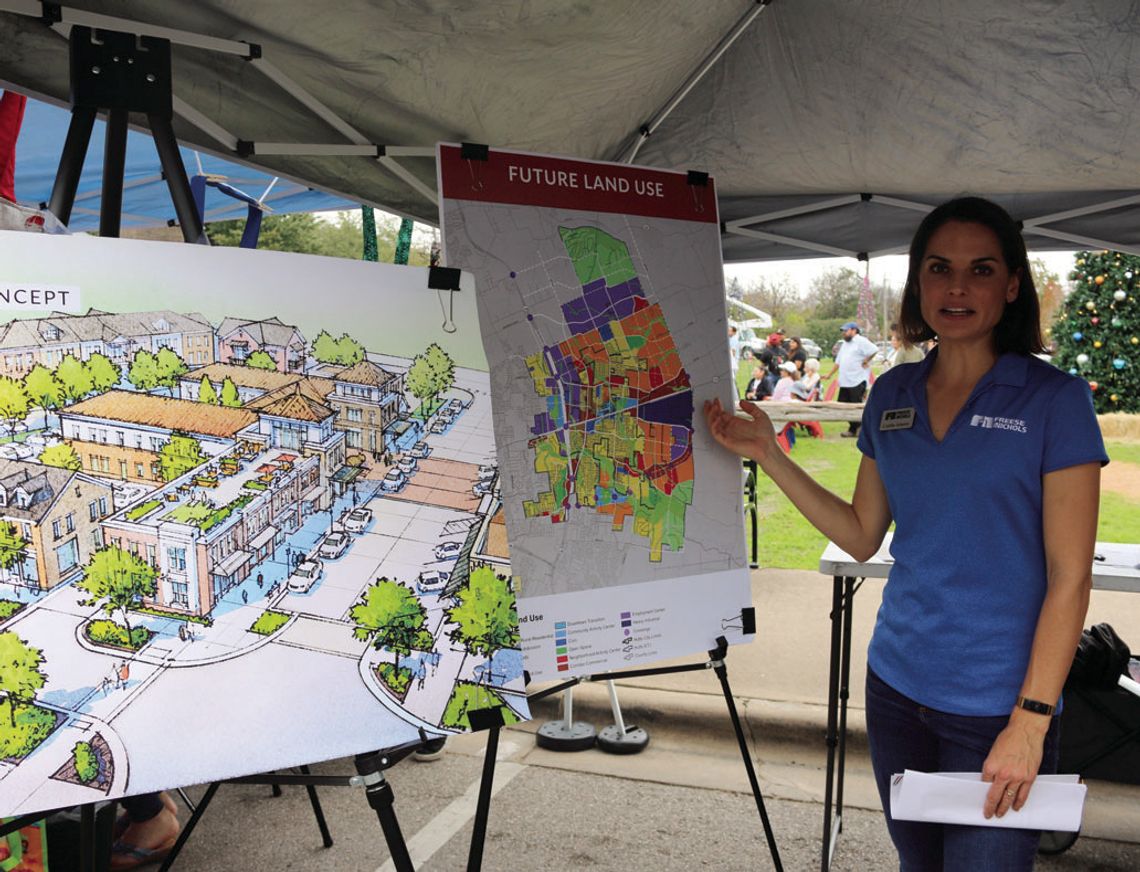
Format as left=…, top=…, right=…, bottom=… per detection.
left=354, top=753, right=414, bottom=872
left=711, top=652, right=783, bottom=872
left=157, top=782, right=222, bottom=872
left=821, top=574, right=844, bottom=872
left=467, top=723, right=501, bottom=872
left=79, top=803, right=95, bottom=872
left=835, top=578, right=857, bottom=824
left=298, top=763, right=334, bottom=847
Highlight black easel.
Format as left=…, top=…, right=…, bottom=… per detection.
left=465, top=636, right=784, bottom=872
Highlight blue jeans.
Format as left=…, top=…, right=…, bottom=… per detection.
left=865, top=668, right=1060, bottom=871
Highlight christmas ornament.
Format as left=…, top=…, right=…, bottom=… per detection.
left=1133, top=337, right=1139, bottom=345
left=1091, top=317, right=1099, bottom=325
left=1076, top=353, right=1090, bottom=364
left=1068, top=368, right=1078, bottom=375
left=1115, top=289, right=1127, bottom=301
left=1111, top=394, right=1119, bottom=402
left=1126, top=271, right=1134, bottom=279
left=1072, top=331, right=1083, bottom=341
left=1112, top=317, right=1123, bottom=327
left=1094, top=340, right=1103, bottom=349
left=1095, top=275, right=1106, bottom=285
left=1085, top=300, right=1097, bottom=310
left=1077, top=258, right=1085, bottom=266
left=1089, top=381, right=1099, bottom=391
left=1114, top=358, right=1127, bottom=369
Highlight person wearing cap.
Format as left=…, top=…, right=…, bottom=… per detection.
left=769, top=361, right=799, bottom=401
left=705, top=196, right=1105, bottom=869
left=824, top=321, right=878, bottom=436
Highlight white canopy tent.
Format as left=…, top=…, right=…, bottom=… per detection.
left=1, top=0, right=1138, bottom=260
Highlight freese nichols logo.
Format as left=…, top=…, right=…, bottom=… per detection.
left=970, top=414, right=1028, bottom=434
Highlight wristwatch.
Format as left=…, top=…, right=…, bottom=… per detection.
left=1016, top=696, right=1055, bottom=716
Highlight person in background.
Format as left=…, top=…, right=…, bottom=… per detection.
left=111, top=793, right=180, bottom=870
left=705, top=196, right=1105, bottom=870
left=798, top=358, right=822, bottom=396
left=744, top=366, right=768, bottom=401
left=824, top=321, right=878, bottom=437
left=759, top=332, right=787, bottom=378
left=769, top=361, right=799, bottom=401
left=887, top=321, right=926, bottom=368
left=786, top=336, right=808, bottom=373
left=728, top=324, right=741, bottom=399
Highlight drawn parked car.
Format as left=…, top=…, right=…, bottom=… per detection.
left=477, top=464, right=497, bottom=481
left=447, top=397, right=466, bottom=411
left=429, top=419, right=448, bottom=435
left=380, top=468, right=407, bottom=492
left=318, top=531, right=350, bottom=560
left=288, top=558, right=323, bottom=593
left=434, top=541, right=463, bottom=561
left=409, top=441, right=432, bottom=459
left=417, top=569, right=451, bottom=594
left=472, top=479, right=494, bottom=497
left=397, top=456, right=417, bottom=475
left=343, top=507, right=373, bottom=533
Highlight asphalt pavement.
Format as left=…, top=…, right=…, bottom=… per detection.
left=148, top=569, right=1140, bottom=870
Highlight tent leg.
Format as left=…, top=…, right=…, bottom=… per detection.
left=48, top=106, right=97, bottom=226
left=149, top=112, right=208, bottom=244
left=100, top=108, right=128, bottom=237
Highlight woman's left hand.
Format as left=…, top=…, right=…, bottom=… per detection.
left=981, top=712, right=1049, bottom=818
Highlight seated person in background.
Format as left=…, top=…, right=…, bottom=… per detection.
left=785, top=337, right=808, bottom=373
left=769, top=362, right=799, bottom=401
left=887, top=321, right=926, bottom=368
left=798, top=358, right=821, bottom=395
left=744, top=366, right=767, bottom=401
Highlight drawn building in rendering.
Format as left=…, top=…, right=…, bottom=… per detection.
left=0, top=459, right=115, bottom=591
left=178, top=362, right=305, bottom=404
left=0, top=309, right=214, bottom=378
left=216, top=316, right=307, bottom=373
left=325, top=360, right=405, bottom=454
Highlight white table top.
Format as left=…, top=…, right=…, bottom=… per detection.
left=819, top=533, right=1140, bottom=593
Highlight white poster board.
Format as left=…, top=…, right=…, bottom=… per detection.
left=439, top=145, right=752, bottom=681
left=0, top=230, right=527, bottom=817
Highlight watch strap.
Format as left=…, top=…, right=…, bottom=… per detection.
left=1016, top=696, right=1055, bottom=716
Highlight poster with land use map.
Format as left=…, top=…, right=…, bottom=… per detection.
left=439, top=145, right=753, bottom=681
left=0, top=231, right=526, bottom=817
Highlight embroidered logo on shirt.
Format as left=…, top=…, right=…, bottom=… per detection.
left=969, top=414, right=1028, bottom=434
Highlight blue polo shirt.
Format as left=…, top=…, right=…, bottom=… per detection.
left=857, top=351, right=1107, bottom=716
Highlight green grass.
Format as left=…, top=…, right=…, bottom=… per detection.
left=132, top=605, right=212, bottom=625
left=748, top=424, right=1139, bottom=570
left=126, top=499, right=163, bottom=521
left=0, top=599, right=25, bottom=620
left=440, top=682, right=522, bottom=730
left=0, top=700, right=56, bottom=759
left=84, top=619, right=152, bottom=650
left=249, top=610, right=290, bottom=636
left=164, top=502, right=213, bottom=525
left=376, top=662, right=412, bottom=696
left=243, top=480, right=269, bottom=492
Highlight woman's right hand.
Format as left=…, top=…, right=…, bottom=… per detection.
left=704, top=398, right=779, bottom=464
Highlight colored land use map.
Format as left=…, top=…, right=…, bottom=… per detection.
left=523, top=227, right=694, bottom=562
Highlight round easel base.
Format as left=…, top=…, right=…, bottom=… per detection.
left=597, top=724, right=650, bottom=754
left=535, top=720, right=597, bottom=752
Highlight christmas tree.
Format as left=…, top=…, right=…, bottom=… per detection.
left=1050, top=250, right=1139, bottom=413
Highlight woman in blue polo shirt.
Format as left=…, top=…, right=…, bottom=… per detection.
left=705, top=197, right=1106, bottom=870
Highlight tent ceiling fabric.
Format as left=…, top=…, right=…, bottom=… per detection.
left=2, top=0, right=1139, bottom=260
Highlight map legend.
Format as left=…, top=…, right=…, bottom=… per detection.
left=555, top=621, right=569, bottom=671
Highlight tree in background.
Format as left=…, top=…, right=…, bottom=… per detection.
left=246, top=350, right=277, bottom=371
left=406, top=353, right=435, bottom=418
left=1030, top=258, right=1066, bottom=338
left=128, top=350, right=160, bottom=393
left=154, top=347, right=188, bottom=393
left=76, top=546, right=158, bottom=640
left=159, top=433, right=207, bottom=482
left=336, top=334, right=366, bottom=366
left=39, top=443, right=81, bottom=471
left=350, top=578, right=432, bottom=669
left=1051, top=250, right=1139, bottom=413
left=425, top=343, right=455, bottom=400
left=206, top=211, right=431, bottom=264
left=0, top=377, right=28, bottom=435
left=198, top=375, right=218, bottom=404
left=0, top=631, right=46, bottom=729
left=312, top=330, right=339, bottom=364
left=0, top=522, right=28, bottom=586
left=23, top=364, right=62, bottom=413
left=56, top=354, right=93, bottom=404
left=219, top=377, right=242, bottom=407
left=85, top=352, right=120, bottom=394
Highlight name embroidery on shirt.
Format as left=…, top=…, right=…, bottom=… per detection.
left=969, top=414, right=1028, bottom=434
left=880, top=408, right=915, bottom=431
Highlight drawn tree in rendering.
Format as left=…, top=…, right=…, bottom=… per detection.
left=0, top=522, right=28, bottom=586
left=406, top=353, right=434, bottom=417
left=312, top=330, right=339, bottom=364
left=425, top=343, right=456, bottom=399
left=85, top=352, right=121, bottom=395
left=39, top=443, right=82, bottom=471
left=23, top=364, right=62, bottom=413
left=1052, top=250, right=1139, bottom=412
left=0, top=376, right=29, bottom=436
left=77, top=546, right=158, bottom=639
left=313, top=330, right=366, bottom=366
left=128, top=350, right=161, bottom=393
left=198, top=375, right=218, bottom=405
left=56, top=354, right=94, bottom=404
left=219, top=377, right=242, bottom=407
left=154, top=348, right=188, bottom=394
left=351, top=578, right=432, bottom=668
left=159, top=433, right=208, bottom=482
left=0, top=631, right=47, bottom=729
left=446, top=566, right=519, bottom=680
left=246, top=350, right=277, bottom=371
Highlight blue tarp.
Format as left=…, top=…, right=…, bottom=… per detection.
left=11, top=96, right=355, bottom=232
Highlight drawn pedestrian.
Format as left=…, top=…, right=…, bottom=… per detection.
left=430, top=649, right=439, bottom=676
left=178, top=624, right=187, bottom=642
left=257, top=572, right=264, bottom=589
left=416, top=660, right=427, bottom=691
left=117, top=660, right=130, bottom=690
left=101, top=675, right=112, bottom=696
left=242, top=589, right=248, bottom=603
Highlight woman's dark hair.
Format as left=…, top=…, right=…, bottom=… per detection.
left=897, top=197, right=1045, bottom=354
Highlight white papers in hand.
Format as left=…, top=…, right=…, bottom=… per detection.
left=890, top=771, right=1086, bottom=832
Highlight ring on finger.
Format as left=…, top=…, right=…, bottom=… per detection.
left=1005, top=788, right=1016, bottom=798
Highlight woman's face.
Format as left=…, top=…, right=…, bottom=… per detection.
left=789, top=339, right=800, bottom=352
left=890, top=333, right=901, bottom=349
left=918, top=221, right=1018, bottom=347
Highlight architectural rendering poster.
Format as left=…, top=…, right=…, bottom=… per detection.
left=439, top=145, right=752, bottom=681
left=0, top=230, right=526, bottom=817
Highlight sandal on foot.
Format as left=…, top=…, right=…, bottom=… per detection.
left=109, top=835, right=178, bottom=871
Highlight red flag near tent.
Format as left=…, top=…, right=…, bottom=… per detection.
left=0, top=90, right=28, bottom=203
